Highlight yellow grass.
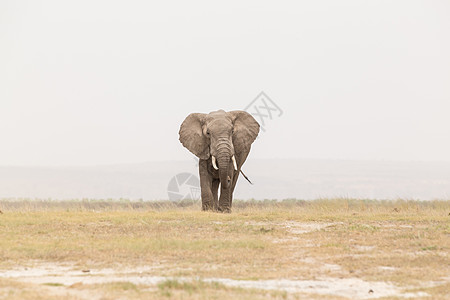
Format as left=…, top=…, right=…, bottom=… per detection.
left=0, top=199, right=448, bottom=299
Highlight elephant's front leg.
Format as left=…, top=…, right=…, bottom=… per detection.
left=198, top=159, right=214, bottom=211
left=228, top=153, right=246, bottom=209
left=218, top=171, right=235, bottom=213
left=218, top=185, right=231, bottom=213
left=218, top=170, right=240, bottom=213
left=211, top=179, right=220, bottom=210
left=229, top=170, right=240, bottom=209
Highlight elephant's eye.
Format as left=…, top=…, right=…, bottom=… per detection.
left=206, top=130, right=210, bottom=136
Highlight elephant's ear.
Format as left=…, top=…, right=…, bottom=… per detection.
left=179, top=113, right=210, bottom=160
left=229, top=110, right=260, bottom=155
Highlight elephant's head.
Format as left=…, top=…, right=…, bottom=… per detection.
left=179, top=110, right=259, bottom=189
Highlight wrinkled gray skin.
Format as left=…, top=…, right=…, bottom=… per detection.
left=179, top=110, right=259, bottom=212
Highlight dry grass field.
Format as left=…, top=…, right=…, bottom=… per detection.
left=0, top=199, right=449, bottom=299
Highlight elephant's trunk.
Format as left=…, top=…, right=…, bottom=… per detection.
left=216, top=140, right=232, bottom=190
left=218, top=155, right=231, bottom=189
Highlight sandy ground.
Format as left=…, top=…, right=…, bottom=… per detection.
left=0, top=261, right=436, bottom=299
left=1, top=221, right=446, bottom=299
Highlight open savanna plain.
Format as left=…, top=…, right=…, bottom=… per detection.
left=0, top=199, right=448, bottom=299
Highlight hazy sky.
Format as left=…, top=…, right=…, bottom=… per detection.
left=1, top=0, right=449, bottom=166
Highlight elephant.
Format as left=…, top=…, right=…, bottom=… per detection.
left=179, top=110, right=260, bottom=212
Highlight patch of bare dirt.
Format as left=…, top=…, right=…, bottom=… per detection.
left=0, top=263, right=441, bottom=299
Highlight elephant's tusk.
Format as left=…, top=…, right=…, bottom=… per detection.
left=232, top=155, right=238, bottom=171
left=212, top=156, right=219, bottom=170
